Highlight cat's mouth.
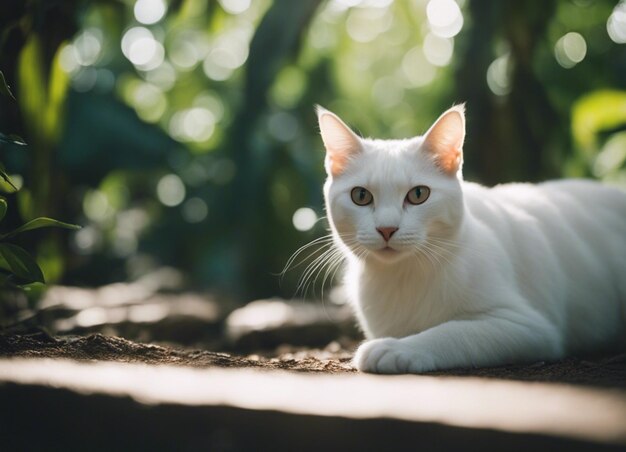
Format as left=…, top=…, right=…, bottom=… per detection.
left=370, top=245, right=408, bottom=263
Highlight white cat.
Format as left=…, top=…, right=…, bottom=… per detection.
left=317, top=104, right=626, bottom=374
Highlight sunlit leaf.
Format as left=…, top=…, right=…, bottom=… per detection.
left=0, top=198, right=7, bottom=222
left=0, top=165, right=17, bottom=192
left=0, top=243, right=45, bottom=283
left=18, top=35, right=47, bottom=143
left=1, top=217, right=81, bottom=240
left=572, top=90, right=626, bottom=153
left=45, top=42, right=71, bottom=143
left=0, top=70, right=16, bottom=100
left=19, top=281, right=46, bottom=292
left=0, top=132, right=27, bottom=146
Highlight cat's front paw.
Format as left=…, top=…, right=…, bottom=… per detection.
left=353, top=338, right=435, bottom=374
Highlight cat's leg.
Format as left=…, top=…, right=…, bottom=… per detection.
left=354, top=308, right=563, bottom=374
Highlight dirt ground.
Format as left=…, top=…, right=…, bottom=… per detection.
left=2, top=331, right=625, bottom=387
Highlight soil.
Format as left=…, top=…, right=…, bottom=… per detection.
left=2, top=330, right=625, bottom=387
left=0, top=331, right=355, bottom=373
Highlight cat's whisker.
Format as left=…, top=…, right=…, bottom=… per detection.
left=296, top=233, right=364, bottom=299
left=319, top=252, right=346, bottom=299
left=296, top=246, right=345, bottom=298
left=412, top=243, right=444, bottom=269
left=426, top=236, right=489, bottom=261
left=297, top=247, right=337, bottom=289
left=280, top=235, right=335, bottom=279
left=423, top=241, right=457, bottom=267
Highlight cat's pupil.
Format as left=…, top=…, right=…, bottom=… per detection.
left=414, top=187, right=421, bottom=198
left=359, top=188, right=366, bottom=200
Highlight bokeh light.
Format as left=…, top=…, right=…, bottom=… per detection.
left=218, top=0, right=252, bottom=15
left=134, top=0, right=167, bottom=25
left=607, top=1, right=626, bottom=44
left=202, top=29, right=250, bottom=81
left=157, top=174, right=186, bottom=207
left=486, top=54, right=511, bottom=96
left=402, top=46, right=437, bottom=87
left=426, top=0, right=463, bottom=38
left=182, top=197, right=209, bottom=223
left=121, top=27, right=164, bottom=70
left=292, top=208, right=317, bottom=232
left=267, top=112, right=299, bottom=142
left=144, top=61, right=177, bottom=90
left=423, top=33, right=454, bottom=67
left=73, top=226, right=103, bottom=255
left=4, top=0, right=626, bottom=303
left=554, top=32, right=587, bottom=69
left=169, top=107, right=216, bottom=143
left=73, top=28, right=103, bottom=67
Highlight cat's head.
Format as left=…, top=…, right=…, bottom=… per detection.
left=318, top=105, right=466, bottom=264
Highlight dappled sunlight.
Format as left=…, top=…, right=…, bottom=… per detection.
left=225, top=298, right=353, bottom=343
left=227, top=300, right=296, bottom=337
left=39, top=272, right=220, bottom=339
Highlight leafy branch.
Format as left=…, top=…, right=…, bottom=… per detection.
left=0, top=69, right=80, bottom=289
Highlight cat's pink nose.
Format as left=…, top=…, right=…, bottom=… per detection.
left=377, top=227, right=398, bottom=242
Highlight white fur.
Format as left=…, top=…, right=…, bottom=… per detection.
left=319, top=107, right=626, bottom=374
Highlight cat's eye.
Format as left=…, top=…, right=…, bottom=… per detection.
left=351, top=187, right=373, bottom=206
left=406, top=186, right=430, bottom=205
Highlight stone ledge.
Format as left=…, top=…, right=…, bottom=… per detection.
left=0, top=357, right=625, bottom=450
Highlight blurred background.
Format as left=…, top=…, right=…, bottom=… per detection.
left=0, top=0, right=625, bottom=349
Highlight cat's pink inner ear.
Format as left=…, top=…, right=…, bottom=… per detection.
left=317, top=109, right=361, bottom=177
left=422, top=106, right=465, bottom=176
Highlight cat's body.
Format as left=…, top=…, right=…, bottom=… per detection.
left=317, top=105, right=626, bottom=374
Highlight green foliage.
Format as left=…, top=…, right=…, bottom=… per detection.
left=0, top=70, right=15, bottom=100
left=0, top=162, right=18, bottom=192
left=0, top=0, right=625, bottom=300
left=0, top=243, right=44, bottom=283
left=0, top=198, right=80, bottom=288
left=0, top=217, right=80, bottom=241
left=0, top=132, right=26, bottom=146
left=572, top=90, right=626, bottom=153
left=0, top=199, right=6, bottom=222
left=0, top=69, right=80, bottom=290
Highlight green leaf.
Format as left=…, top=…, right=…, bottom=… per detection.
left=45, top=43, right=71, bottom=144
left=0, top=132, right=27, bottom=146
left=1, top=217, right=81, bottom=240
left=0, top=70, right=16, bottom=100
left=0, top=243, right=44, bottom=283
left=18, top=35, right=46, bottom=142
left=0, top=166, right=17, bottom=191
left=572, top=90, right=626, bottom=154
left=19, top=281, right=46, bottom=296
left=0, top=198, right=6, bottom=222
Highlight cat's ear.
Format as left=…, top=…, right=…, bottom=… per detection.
left=316, top=105, right=362, bottom=177
left=422, top=104, right=465, bottom=176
